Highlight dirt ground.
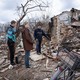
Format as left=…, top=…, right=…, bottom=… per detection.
left=0, top=56, right=58, bottom=80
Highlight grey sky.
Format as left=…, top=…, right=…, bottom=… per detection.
left=0, top=0, right=80, bottom=23
left=61, top=0, right=74, bottom=9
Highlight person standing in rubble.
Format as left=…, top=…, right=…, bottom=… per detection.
left=21, top=22, right=33, bottom=68
left=34, top=26, right=50, bottom=55
left=6, top=20, right=17, bottom=65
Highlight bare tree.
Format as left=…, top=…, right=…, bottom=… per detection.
left=15, top=0, right=49, bottom=48
left=16, top=0, right=49, bottom=26
left=35, top=15, right=50, bottom=31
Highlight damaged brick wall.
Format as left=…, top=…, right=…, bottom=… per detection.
left=51, top=8, right=80, bottom=49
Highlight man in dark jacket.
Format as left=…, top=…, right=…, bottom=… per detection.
left=6, top=20, right=17, bottom=65
left=34, top=26, right=50, bottom=54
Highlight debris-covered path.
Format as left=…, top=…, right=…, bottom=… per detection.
left=0, top=56, right=58, bottom=80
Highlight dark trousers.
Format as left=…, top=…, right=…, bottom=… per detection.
left=36, top=40, right=42, bottom=53
left=7, top=40, right=15, bottom=65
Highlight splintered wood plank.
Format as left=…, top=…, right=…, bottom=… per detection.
left=0, top=67, right=8, bottom=73
left=30, top=53, right=45, bottom=61
left=43, top=53, right=59, bottom=61
left=15, top=48, right=24, bottom=54
left=0, top=50, right=2, bottom=53
left=30, top=51, right=36, bottom=55
left=0, top=58, right=5, bottom=65
left=0, top=77, right=2, bottom=80
left=43, top=78, right=49, bottom=80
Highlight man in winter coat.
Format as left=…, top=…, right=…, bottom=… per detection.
left=6, top=20, right=17, bottom=65
left=34, top=26, right=50, bottom=55
left=21, top=22, right=33, bottom=68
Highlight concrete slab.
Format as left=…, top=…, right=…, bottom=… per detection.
left=30, top=53, right=45, bottom=61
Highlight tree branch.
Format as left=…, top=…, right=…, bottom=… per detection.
left=16, top=0, right=49, bottom=26
left=25, top=4, right=48, bottom=12
left=25, top=4, right=40, bottom=12
left=24, top=0, right=33, bottom=7
left=26, top=9, right=45, bottom=14
left=21, top=4, right=25, bottom=13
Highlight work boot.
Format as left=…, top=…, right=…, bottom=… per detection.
left=26, top=66, right=30, bottom=68
left=37, top=52, right=41, bottom=55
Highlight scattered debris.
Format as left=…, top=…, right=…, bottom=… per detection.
left=43, top=53, right=59, bottom=61
left=4, top=77, right=9, bottom=80
left=0, top=77, right=3, bottom=80
left=0, top=8, right=80, bottom=80
left=43, top=78, right=49, bottom=80
left=0, top=58, right=5, bottom=65
left=0, top=67, right=8, bottom=73
left=30, top=53, right=45, bottom=61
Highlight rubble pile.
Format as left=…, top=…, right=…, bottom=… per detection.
left=50, top=8, right=80, bottom=53
left=0, top=8, right=80, bottom=80
left=61, top=25, right=80, bottom=51
left=0, top=39, right=58, bottom=80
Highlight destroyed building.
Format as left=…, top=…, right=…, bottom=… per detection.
left=51, top=8, right=80, bottom=50
left=0, top=8, right=80, bottom=80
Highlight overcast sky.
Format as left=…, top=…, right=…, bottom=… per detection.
left=0, top=0, right=80, bottom=23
